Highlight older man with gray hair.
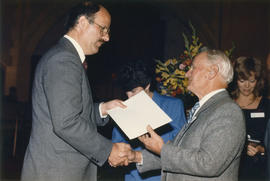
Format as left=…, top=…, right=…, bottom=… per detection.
left=128, top=48, right=246, bottom=181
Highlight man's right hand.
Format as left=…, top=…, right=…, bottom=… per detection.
left=108, top=142, right=131, bottom=167
left=101, top=100, right=126, bottom=116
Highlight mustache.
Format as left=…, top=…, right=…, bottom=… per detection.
left=99, top=40, right=105, bottom=44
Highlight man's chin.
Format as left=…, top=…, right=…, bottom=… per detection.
left=87, top=47, right=99, bottom=55
left=94, top=45, right=101, bottom=52
left=93, top=48, right=99, bottom=54
left=187, top=86, right=194, bottom=94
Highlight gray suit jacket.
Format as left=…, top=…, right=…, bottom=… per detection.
left=137, top=90, right=246, bottom=181
left=21, top=37, right=113, bottom=181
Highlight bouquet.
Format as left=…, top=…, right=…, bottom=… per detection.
left=155, top=22, right=235, bottom=109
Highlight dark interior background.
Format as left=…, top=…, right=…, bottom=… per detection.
left=1, top=0, right=270, bottom=180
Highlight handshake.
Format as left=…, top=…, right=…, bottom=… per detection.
left=108, top=142, right=141, bottom=167
left=108, top=125, right=165, bottom=167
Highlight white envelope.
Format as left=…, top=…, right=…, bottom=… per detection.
left=108, top=91, right=172, bottom=139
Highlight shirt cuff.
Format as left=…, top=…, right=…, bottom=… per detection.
left=99, top=102, right=107, bottom=118
left=136, top=153, right=143, bottom=165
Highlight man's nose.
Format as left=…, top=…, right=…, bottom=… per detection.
left=102, top=33, right=110, bottom=42
left=185, top=70, right=191, bottom=78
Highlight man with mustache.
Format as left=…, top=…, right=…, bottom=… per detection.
left=21, top=2, right=131, bottom=181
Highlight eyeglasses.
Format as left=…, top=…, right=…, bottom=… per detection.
left=93, top=21, right=110, bottom=36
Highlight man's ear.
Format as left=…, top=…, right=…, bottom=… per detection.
left=76, top=16, right=88, bottom=32
left=208, top=65, right=219, bottom=79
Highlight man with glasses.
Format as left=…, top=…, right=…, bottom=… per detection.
left=92, top=21, right=110, bottom=36
left=21, top=2, right=131, bottom=181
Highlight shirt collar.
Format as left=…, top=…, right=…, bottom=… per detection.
left=64, top=35, right=85, bottom=63
left=199, top=88, right=225, bottom=107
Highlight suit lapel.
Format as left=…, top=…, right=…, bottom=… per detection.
left=173, top=90, right=229, bottom=145
left=59, top=37, right=82, bottom=63
left=58, top=37, right=93, bottom=105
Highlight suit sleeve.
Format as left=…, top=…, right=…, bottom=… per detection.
left=94, top=102, right=110, bottom=126
left=137, top=149, right=162, bottom=172
left=43, top=52, right=112, bottom=166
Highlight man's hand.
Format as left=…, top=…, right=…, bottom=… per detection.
left=138, top=125, right=164, bottom=155
left=127, top=150, right=142, bottom=163
left=101, top=99, right=126, bottom=116
left=108, top=142, right=131, bottom=167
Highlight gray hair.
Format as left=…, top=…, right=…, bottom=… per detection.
left=201, top=47, right=234, bottom=84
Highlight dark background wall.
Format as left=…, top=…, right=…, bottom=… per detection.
left=1, top=0, right=270, bottom=102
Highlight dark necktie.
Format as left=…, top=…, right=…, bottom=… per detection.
left=82, top=60, right=88, bottom=70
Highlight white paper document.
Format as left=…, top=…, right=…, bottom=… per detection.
left=108, top=91, right=172, bottom=139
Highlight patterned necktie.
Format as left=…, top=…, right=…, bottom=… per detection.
left=187, top=102, right=200, bottom=123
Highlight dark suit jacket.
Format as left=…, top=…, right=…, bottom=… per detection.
left=21, top=37, right=112, bottom=181
left=137, top=90, right=246, bottom=181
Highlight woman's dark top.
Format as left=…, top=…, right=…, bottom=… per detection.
left=239, top=97, right=270, bottom=181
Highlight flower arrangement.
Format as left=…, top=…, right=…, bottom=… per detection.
left=155, top=22, right=235, bottom=108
